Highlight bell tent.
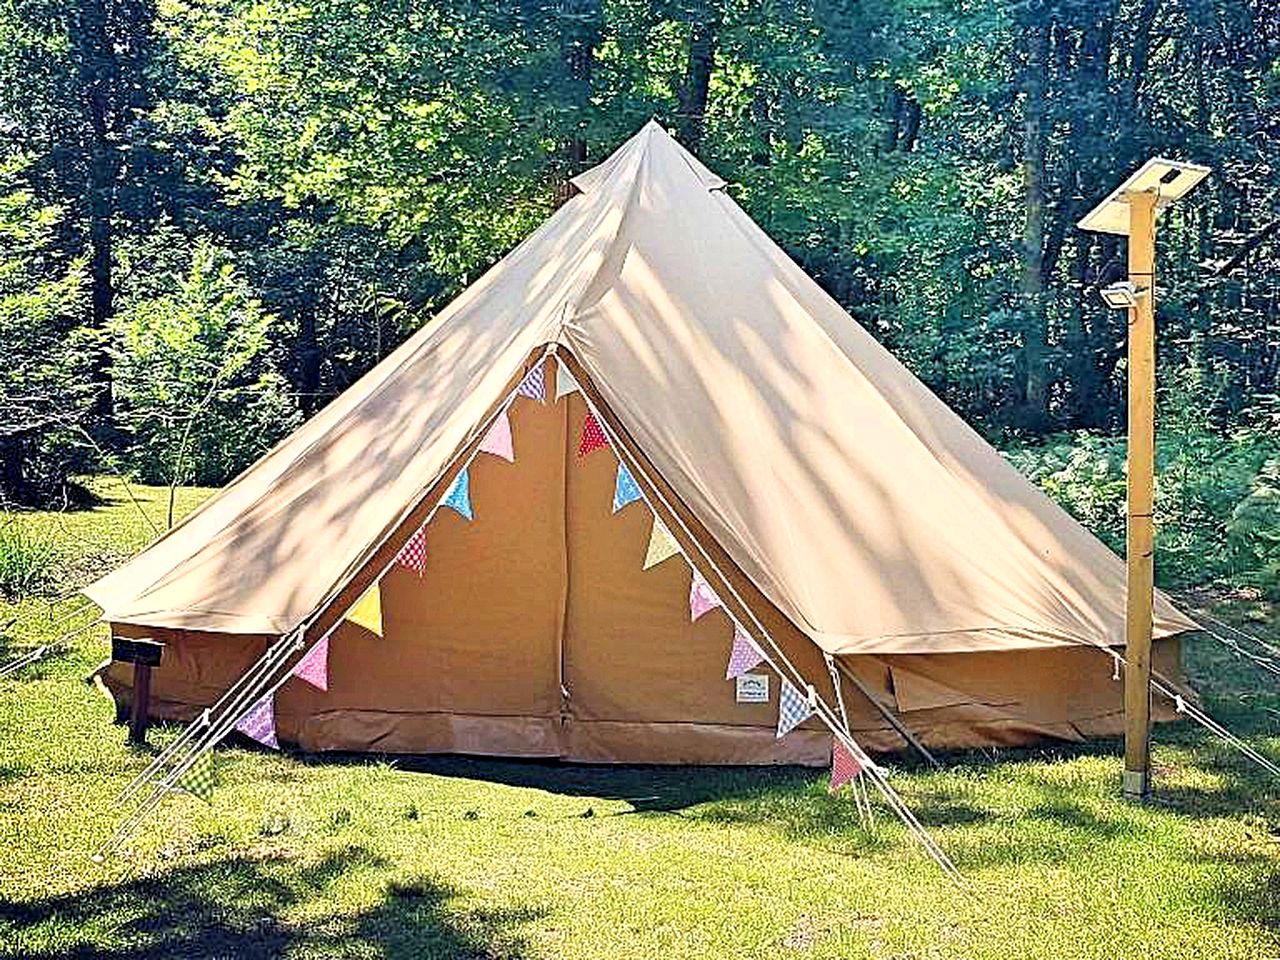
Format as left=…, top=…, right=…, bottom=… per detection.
left=87, top=121, right=1194, bottom=766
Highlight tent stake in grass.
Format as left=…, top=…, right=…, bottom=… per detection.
left=1079, top=157, right=1210, bottom=800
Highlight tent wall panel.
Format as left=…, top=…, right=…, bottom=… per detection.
left=96, top=367, right=1187, bottom=764
left=559, top=393, right=828, bottom=763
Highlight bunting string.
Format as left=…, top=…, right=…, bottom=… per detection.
left=570, top=362, right=963, bottom=882
left=100, top=345, right=560, bottom=858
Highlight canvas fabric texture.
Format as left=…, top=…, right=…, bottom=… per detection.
left=84, top=122, right=1193, bottom=656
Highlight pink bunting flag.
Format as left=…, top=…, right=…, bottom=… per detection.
left=578, top=411, right=608, bottom=457
left=395, top=525, right=428, bottom=577
left=725, top=624, right=765, bottom=679
left=689, top=569, right=721, bottom=622
left=830, top=736, right=864, bottom=791
left=235, top=693, right=279, bottom=749
left=292, top=636, right=330, bottom=691
left=480, top=411, right=515, bottom=462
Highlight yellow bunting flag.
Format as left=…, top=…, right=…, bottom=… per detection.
left=643, top=516, right=681, bottom=570
left=344, top=583, right=383, bottom=636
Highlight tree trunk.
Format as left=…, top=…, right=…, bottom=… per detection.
left=677, top=2, right=719, bottom=152
left=557, top=0, right=602, bottom=198
left=77, top=0, right=121, bottom=420
left=297, top=306, right=322, bottom=417
left=1018, top=4, right=1051, bottom=429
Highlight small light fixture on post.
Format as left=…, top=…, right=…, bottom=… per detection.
left=1078, top=157, right=1210, bottom=801
left=1098, top=280, right=1148, bottom=310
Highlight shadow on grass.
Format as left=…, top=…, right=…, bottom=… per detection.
left=306, top=750, right=820, bottom=814
left=0, top=844, right=543, bottom=960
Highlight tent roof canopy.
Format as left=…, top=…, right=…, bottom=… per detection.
left=85, top=120, right=1194, bottom=654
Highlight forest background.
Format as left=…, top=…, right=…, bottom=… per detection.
left=0, top=0, right=1276, bottom=594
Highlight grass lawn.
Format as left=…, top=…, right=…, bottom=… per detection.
left=1, top=480, right=1278, bottom=959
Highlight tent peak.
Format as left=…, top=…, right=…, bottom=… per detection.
left=569, top=120, right=727, bottom=196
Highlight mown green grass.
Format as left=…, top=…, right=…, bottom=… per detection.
left=1, top=481, right=1278, bottom=959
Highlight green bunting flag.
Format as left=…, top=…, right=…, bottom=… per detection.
left=176, top=750, right=217, bottom=803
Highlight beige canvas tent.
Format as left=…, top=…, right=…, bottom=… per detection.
left=88, top=121, right=1193, bottom=766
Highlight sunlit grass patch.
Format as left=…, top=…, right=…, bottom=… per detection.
left=1, top=482, right=1278, bottom=959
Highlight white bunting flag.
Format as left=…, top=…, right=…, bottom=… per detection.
left=555, top=359, right=580, bottom=400
left=776, top=679, right=815, bottom=738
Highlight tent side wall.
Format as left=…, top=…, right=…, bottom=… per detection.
left=96, top=359, right=1186, bottom=761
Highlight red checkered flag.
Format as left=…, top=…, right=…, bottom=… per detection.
left=830, top=735, right=864, bottom=791
left=395, top=525, right=428, bottom=577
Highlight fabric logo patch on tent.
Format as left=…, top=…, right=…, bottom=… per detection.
left=612, top=463, right=642, bottom=513
left=345, top=583, right=383, bottom=636
left=480, top=411, right=515, bottom=462
left=517, top=364, right=546, bottom=403
left=690, top=569, right=721, bottom=621
left=555, top=359, right=580, bottom=400
left=777, top=679, right=815, bottom=738
left=395, top=525, right=428, bottom=577
left=441, top=469, right=473, bottom=520
left=578, top=412, right=608, bottom=457
left=292, top=636, right=330, bottom=691
left=726, top=624, right=764, bottom=678
left=642, top=516, right=681, bottom=569
left=830, top=736, right=864, bottom=791
left=235, top=693, right=279, bottom=750
left=176, top=750, right=217, bottom=803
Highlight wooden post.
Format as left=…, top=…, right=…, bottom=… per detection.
left=129, top=662, right=152, bottom=746
left=111, top=636, right=164, bottom=747
left=1123, top=188, right=1158, bottom=801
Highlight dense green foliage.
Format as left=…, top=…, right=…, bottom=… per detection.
left=0, top=1, right=1275, bottom=583
left=1009, top=373, right=1280, bottom=591
left=1, top=485, right=1278, bottom=959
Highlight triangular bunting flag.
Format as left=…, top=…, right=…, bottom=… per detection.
left=725, top=624, right=765, bottom=678
left=830, top=736, right=864, bottom=791
left=690, top=569, right=722, bottom=622
left=441, top=469, right=473, bottom=520
left=642, top=516, right=681, bottom=569
left=517, top=364, right=546, bottom=403
left=345, top=583, right=383, bottom=636
left=235, top=693, right=279, bottom=749
left=776, top=679, right=815, bottom=738
left=292, top=635, right=330, bottom=691
left=395, top=525, right=428, bottom=577
left=176, top=750, right=217, bottom=802
left=612, top=463, right=642, bottom=513
left=555, top=360, right=580, bottom=400
left=578, top=412, right=608, bottom=457
left=480, top=411, right=515, bottom=462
